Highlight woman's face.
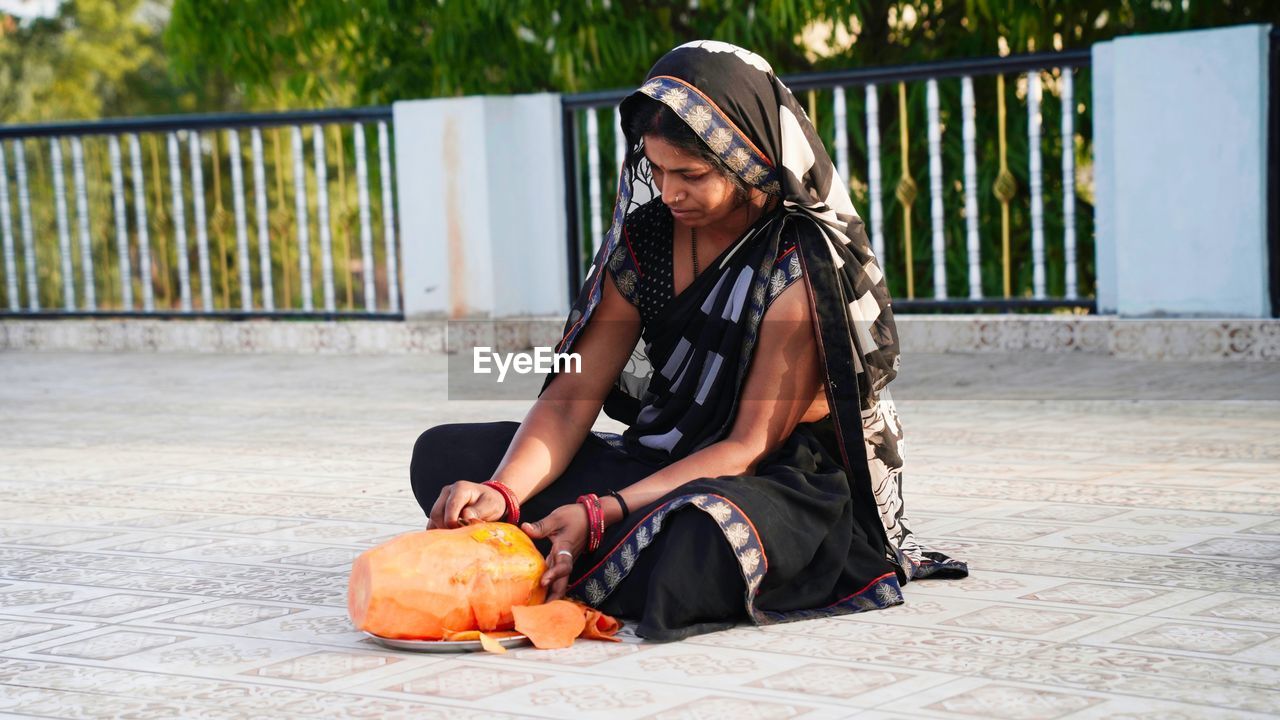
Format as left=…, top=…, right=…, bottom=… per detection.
left=642, top=135, right=743, bottom=228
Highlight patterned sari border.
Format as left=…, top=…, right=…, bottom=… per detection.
left=566, top=491, right=904, bottom=627
left=566, top=500, right=680, bottom=588
left=638, top=76, right=781, bottom=196
left=566, top=493, right=768, bottom=615
left=756, top=573, right=903, bottom=624
left=621, top=225, right=644, bottom=278
left=827, top=571, right=899, bottom=608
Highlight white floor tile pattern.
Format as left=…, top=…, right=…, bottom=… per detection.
left=0, top=351, right=1276, bottom=719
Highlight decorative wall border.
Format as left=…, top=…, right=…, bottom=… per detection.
left=1, top=317, right=1277, bottom=362
left=895, top=317, right=1280, bottom=361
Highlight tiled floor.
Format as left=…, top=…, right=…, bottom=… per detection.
left=0, top=351, right=1277, bottom=719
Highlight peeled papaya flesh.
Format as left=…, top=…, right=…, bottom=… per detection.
left=348, top=523, right=547, bottom=640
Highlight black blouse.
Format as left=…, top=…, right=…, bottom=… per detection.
left=605, top=198, right=803, bottom=333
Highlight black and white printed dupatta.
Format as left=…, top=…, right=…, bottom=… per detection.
left=548, top=41, right=965, bottom=581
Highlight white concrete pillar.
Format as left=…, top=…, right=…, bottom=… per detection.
left=1092, top=24, right=1272, bottom=317
left=393, top=94, right=569, bottom=318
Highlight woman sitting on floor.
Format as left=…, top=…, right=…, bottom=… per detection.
left=411, top=40, right=966, bottom=642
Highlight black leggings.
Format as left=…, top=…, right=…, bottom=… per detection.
left=409, top=421, right=747, bottom=640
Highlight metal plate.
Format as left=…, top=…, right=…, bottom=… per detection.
left=363, top=632, right=531, bottom=653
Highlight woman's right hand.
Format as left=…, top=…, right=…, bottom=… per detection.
left=428, top=481, right=507, bottom=529
left=521, top=504, right=590, bottom=601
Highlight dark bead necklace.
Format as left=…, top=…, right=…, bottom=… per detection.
left=691, top=226, right=700, bottom=278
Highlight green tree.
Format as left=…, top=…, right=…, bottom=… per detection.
left=0, top=0, right=196, bottom=123
left=165, top=0, right=859, bottom=105
left=165, top=0, right=1280, bottom=105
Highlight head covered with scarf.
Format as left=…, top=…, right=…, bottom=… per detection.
left=548, top=41, right=964, bottom=579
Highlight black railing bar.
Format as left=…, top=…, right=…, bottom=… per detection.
left=892, top=298, right=1096, bottom=313
left=0, top=310, right=406, bottom=321
left=563, top=49, right=1092, bottom=109
left=783, top=49, right=1091, bottom=91
left=561, top=106, right=584, bottom=303
left=0, top=106, right=393, bottom=140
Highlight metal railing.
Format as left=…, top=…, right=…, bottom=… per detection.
left=0, top=108, right=402, bottom=319
left=562, top=49, right=1096, bottom=313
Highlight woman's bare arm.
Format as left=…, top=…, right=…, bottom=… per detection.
left=603, top=279, right=823, bottom=522
left=432, top=275, right=641, bottom=528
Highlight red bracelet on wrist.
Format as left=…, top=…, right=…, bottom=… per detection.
left=576, top=493, right=605, bottom=552
left=482, top=480, right=520, bottom=525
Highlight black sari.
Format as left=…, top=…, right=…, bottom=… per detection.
left=548, top=42, right=965, bottom=627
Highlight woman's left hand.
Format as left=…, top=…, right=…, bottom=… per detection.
left=521, top=504, right=590, bottom=601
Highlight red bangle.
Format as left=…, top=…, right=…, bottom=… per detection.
left=483, top=481, right=520, bottom=525
left=576, top=494, right=604, bottom=552
left=594, top=495, right=604, bottom=549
